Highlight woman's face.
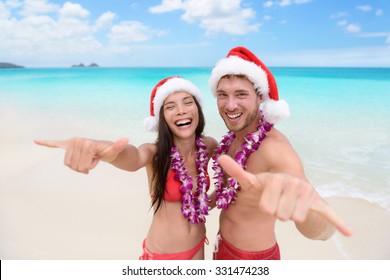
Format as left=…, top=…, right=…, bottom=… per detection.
left=162, top=91, right=199, bottom=140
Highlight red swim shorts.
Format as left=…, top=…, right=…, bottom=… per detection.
left=213, top=233, right=280, bottom=260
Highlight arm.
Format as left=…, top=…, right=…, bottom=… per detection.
left=218, top=154, right=352, bottom=238
left=110, top=142, right=156, bottom=172
left=34, top=137, right=155, bottom=174
left=265, top=138, right=338, bottom=240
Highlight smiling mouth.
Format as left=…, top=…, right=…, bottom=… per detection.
left=175, top=119, right=192, bottom=127
left=226, top=113, right=242, bottom=120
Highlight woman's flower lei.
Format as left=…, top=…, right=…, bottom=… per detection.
left=171, top=137, right=210, bottom=224
left=212, top=112, right=273, bottom=210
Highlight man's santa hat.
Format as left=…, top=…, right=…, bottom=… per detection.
left=144, top=76, right=203, bottom=132
left=208, top=46, right=289, bottom=124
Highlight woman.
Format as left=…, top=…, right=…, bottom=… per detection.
left=35, top=76, right=218, bottom=260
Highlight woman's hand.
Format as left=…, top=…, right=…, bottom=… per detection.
left=34, top=137, right=128, bottom=174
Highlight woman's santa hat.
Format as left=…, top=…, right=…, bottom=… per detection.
left=208, top=46, right=289, bottom=124
left=144, top=76, right=203, bottom=132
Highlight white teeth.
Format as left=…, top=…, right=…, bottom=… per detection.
left=176, top=119, right=191, bottom=126
left=227, top=113, right=242, bottom=119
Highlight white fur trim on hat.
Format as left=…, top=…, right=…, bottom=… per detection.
left=145, top=77, right=203, bottom=132
left=208, top=56, right=270, bottom=97
left=261, top=99, right=290, bottom=124
left=143, top=116, right=158, bottom=132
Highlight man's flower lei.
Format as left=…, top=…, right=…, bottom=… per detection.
left=212, top=112, right=273, bottom=210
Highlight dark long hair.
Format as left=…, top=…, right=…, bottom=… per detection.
left=150, top=97, right=205, bottom=213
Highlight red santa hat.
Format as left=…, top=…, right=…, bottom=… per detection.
left=208, top=46, right=289, bottom=124
left=144, top=76, right=203, bottom=132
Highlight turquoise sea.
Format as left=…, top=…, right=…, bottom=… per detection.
left=1, top=67, right=390, bottom=212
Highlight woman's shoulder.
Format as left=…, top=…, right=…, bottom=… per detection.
left=202, top=135, right=218, bottom=156
left=138, top=142, right=157, bottom=155
left=204, top=135, right=218, bottom=145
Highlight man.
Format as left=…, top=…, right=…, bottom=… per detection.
left=209, top=46, right=352, bottom=260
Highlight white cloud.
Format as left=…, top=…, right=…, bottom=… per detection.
left=199, top=13, right=260, bottom=36
left=334, top=13, right=389, bottom=44
left=0, top=0, right=167, bottom=63
left=356, top=5, right=372, bottom=12
left=337, top=20, right=347, bottom=26
left=108, top=21, right=152, bottom=43
left=0, top=2, right=11, bottom=19
left=149, top=0, right=183, bottom=13
left=330, top=12, right=348, bottom=19
left=279, top=0, right=291, bottom=7
left=358, top=32, right=390, bottom=44
left=276, top=0, right=311, bottom=7
left=149, top=0, right=259, bottom=35
left=345, top=23, right=361, bottom=33
left=95, top=11, right=116, bottom=30
left=5, top=0, right=22, bottom=9
left=268, top=46, right=390, bottom=67
left=1, top=12, right=101, bottom=57
left=181, top=0, right=218, bottom=22
left=263, top=1, right=274, bottom=8
left=294, top=0, right=311, bottom=4
left=264, top=15, right=272, bottom=21
left=107, top=21, right=169, bottom=54
left=59, top=2, right=90, bottom=18
left=19, top=0, right=59, bottom=16
left=358, top=32, right=389, bottom=38
left=376, top=9, right=383, bottom=16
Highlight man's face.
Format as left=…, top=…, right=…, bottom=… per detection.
left=216, top=76, right=262, bottom=133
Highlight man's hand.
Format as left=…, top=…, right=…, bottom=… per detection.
left=218, top=154, right=353, bottom=237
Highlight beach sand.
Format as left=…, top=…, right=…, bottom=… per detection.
left=1, top=108, right=390, bottom=260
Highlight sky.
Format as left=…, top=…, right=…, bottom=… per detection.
left=1, top=0, right=389, bottom=67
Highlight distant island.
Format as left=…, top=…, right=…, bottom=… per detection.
left=71, top=63, right=99, bottom=68
left=0, top=62, right=25, bottom=69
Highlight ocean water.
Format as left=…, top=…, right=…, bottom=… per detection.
left=1, top=67, right=390, bottom=211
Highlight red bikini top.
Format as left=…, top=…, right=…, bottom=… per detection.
left=164, top=169, right=210, bottom=202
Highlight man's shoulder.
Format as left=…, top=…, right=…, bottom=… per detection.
left=249, top=128, right=299, bottom=169
left=261, top=127, right=291, bottom=149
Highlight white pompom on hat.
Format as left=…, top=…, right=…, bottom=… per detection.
left=208, top=46, right=290, bottom=124
left=144, top=76, right=203, bottom=132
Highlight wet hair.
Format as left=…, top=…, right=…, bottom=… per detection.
left=150, top=96, right=205, bottom=213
